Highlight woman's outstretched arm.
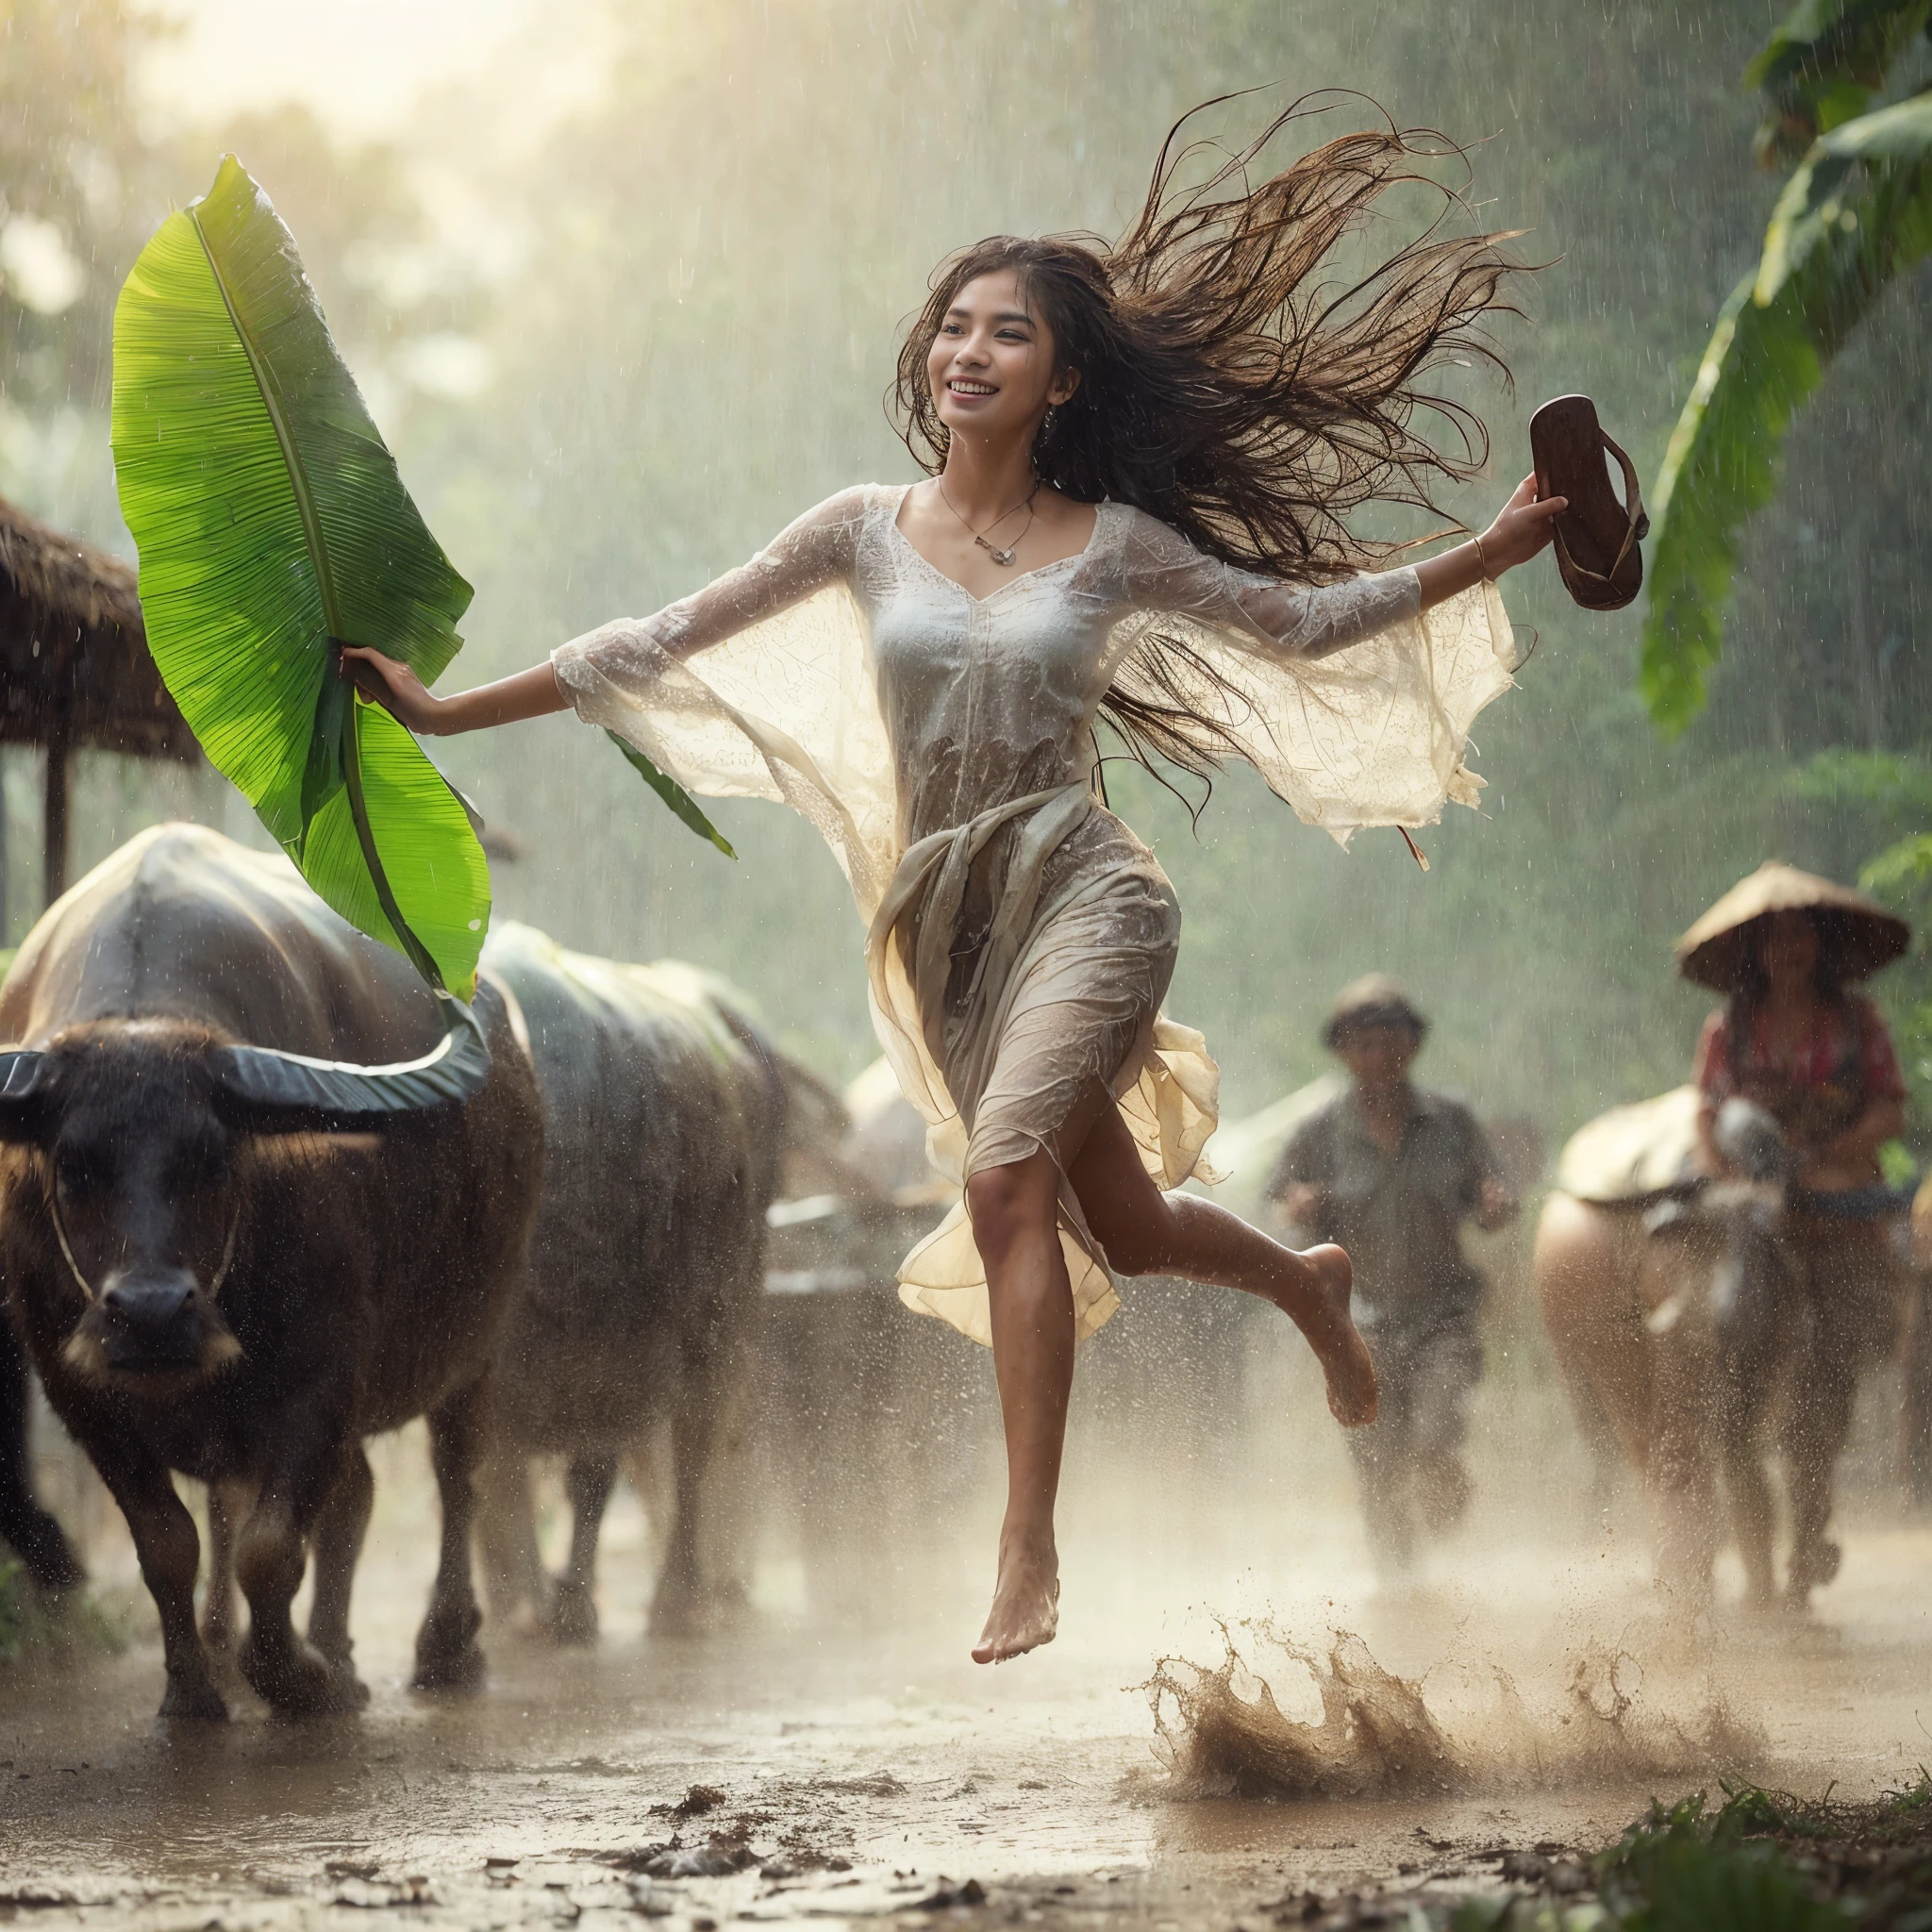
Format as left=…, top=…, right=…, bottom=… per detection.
left=340, top=486, right=871, bottom=738
left=1122, top=472, right=1567, bottom=659
left=337, top=654, right=565, bottom=736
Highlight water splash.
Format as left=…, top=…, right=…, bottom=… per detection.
left=1145, top=1620, right=1460, bottom=1799
left=1143, top=1617, right=1766, bottom=1801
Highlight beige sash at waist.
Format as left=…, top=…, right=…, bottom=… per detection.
left=863, top=782, right=1094, bottom=1132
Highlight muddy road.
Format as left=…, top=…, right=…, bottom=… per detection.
left=6, top=1357, right=1931, bottom=1932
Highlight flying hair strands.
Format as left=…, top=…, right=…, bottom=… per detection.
left=891, top=92, right=1527, bottom=809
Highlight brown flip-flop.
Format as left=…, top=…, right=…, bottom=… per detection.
left=1529, top=394, right=1650, bottom=611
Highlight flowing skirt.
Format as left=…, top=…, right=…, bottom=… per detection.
left=867, top=788, right=1220, bottom=1346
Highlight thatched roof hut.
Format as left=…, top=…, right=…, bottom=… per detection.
left=0, top=494, right=197, bottom=907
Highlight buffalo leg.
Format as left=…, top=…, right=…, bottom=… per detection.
left=0, top=1324, right=83, bottom=1593
left=1644, top=1320, right=1722, bottom=1612
left=1716, top=1423, right=1777, bottom=1607
left=1780, top=1359, right=1856, bottom=1607
left=200, top=1477, right=252, bottom=1649
left=235, top=1405, right=366, bottom=1716
left=549, top=1454, right=617, bottom=1646
left=1647, top=1433, right=1722, bottom=1609
left=93, top=1445, right=226, bottom=1723
left=306, top=1444, right=374, bottom=1703
left=475, top=1447, right=545, bottom=1627
left=1782, top=1222, right=1900, bottom=1607
left=414, top=1378, right=487, bottom=1691
left=651, top=1373, right=727, bottom=1637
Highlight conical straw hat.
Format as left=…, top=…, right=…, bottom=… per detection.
left=1675, top=861, right=1909, bottom=991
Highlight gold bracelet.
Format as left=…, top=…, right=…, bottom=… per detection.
left=1473, top=534, right=1493, bottom=581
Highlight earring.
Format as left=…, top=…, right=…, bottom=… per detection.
left=1041, top=404, right=1058, bottom=438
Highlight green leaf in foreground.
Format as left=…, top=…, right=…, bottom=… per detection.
left=605, top=731, right=737, bottom=858
left=110, top=154, right=488, bottom=995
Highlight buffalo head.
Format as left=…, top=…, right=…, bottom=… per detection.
left=1641, top=1100, right=1801, bottom=1389
left=0, top=1000, right=488, bottom=1384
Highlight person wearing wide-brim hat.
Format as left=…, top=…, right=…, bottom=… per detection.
left=1680, top=860, right=1911, bottom=1603
left=1320, top=974, right=1431, bottom=1049
left=1268, top=974, right=1517, bottom=1584
left=1681, top=862, right=1908, bottom=1187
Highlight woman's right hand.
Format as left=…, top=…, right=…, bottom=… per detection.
left=1478, top=470, right=1568, bottom=575
left=338, top=645, right=448, bottom=736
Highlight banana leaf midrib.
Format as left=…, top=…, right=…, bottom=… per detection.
left=344, top=700, right=442, bottom=988
left=185, top=192, right=445, bottom=991
left=184, top=200, right=344, bottom=641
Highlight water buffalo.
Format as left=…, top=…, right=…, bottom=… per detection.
left=0, top=824, right=542, bottom=1720
left=474, top=924, right=796, bottom=1641
left=0, top=1316, right=85, bottom=1593
left=1536, top=1090, right=1897, bottom=1611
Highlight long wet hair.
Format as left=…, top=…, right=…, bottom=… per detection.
left=891, top=94, right=1523, bottom=791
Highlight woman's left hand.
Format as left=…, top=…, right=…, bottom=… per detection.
left=1478, top=471, right=1568, bottom=575
left=1413, top=471, right=1569, bottom=609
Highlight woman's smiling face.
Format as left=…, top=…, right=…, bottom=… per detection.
left=926, top=269, right=1078, bottom=445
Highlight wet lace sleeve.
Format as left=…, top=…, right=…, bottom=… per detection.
left=1117, top=510, right=1420, bottom=660
left=552, top=487, right=867, bottom=684
left=1108, top=507, right=1521, bottom=843
left=548, top=487, right=900, bottom=916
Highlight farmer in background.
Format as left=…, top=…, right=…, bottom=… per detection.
left=1269, top=975, right=1517, bottom=1583
left=1681, top=862, right=1911, bottom=1592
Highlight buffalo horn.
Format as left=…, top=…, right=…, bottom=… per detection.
left=0, top=1050, right=46, bottom=1126
left=216, top=995, right=490, bottom=1126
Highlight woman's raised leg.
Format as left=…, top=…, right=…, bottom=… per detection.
left=961, top=1081, right=1376, bottom=1667
left=1064, top=1094, right=1378, bottom=1426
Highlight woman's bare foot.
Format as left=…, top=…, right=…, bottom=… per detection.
left=1277, top=1243, right=1377, bottom=1426
left=973, top=1538, right=1059, bottom=1663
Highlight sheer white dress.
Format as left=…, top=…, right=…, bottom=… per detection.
left=553, top=483, right=1518, bottom=1346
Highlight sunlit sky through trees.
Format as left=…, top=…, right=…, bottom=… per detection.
left=142, top=0, right=537, bottom=134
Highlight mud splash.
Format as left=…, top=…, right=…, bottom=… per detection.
left=1147, top=1623, right=1459, bottom=1800
left=1143, top=1619, right=1766, bottom=1802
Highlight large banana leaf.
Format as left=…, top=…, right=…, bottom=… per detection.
left=111, top=156, right=488, bottom=995
left=1640, top=92, right=1932, bottom=735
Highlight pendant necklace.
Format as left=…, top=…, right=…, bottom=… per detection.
left=937, top=477, right=1040, bottom=567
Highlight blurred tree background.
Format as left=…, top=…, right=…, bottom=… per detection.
left=2, top=0, right=1926, bottom=1166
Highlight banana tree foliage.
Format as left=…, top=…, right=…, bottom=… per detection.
left=1793, top=749, right=1932, bottom=1108
left=1641, top=2, right=1932, bottom=736
left=1749, top=0, right=1932, bottom=161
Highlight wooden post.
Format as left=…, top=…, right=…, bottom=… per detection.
left=43, top=724, right=71, bottom=908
